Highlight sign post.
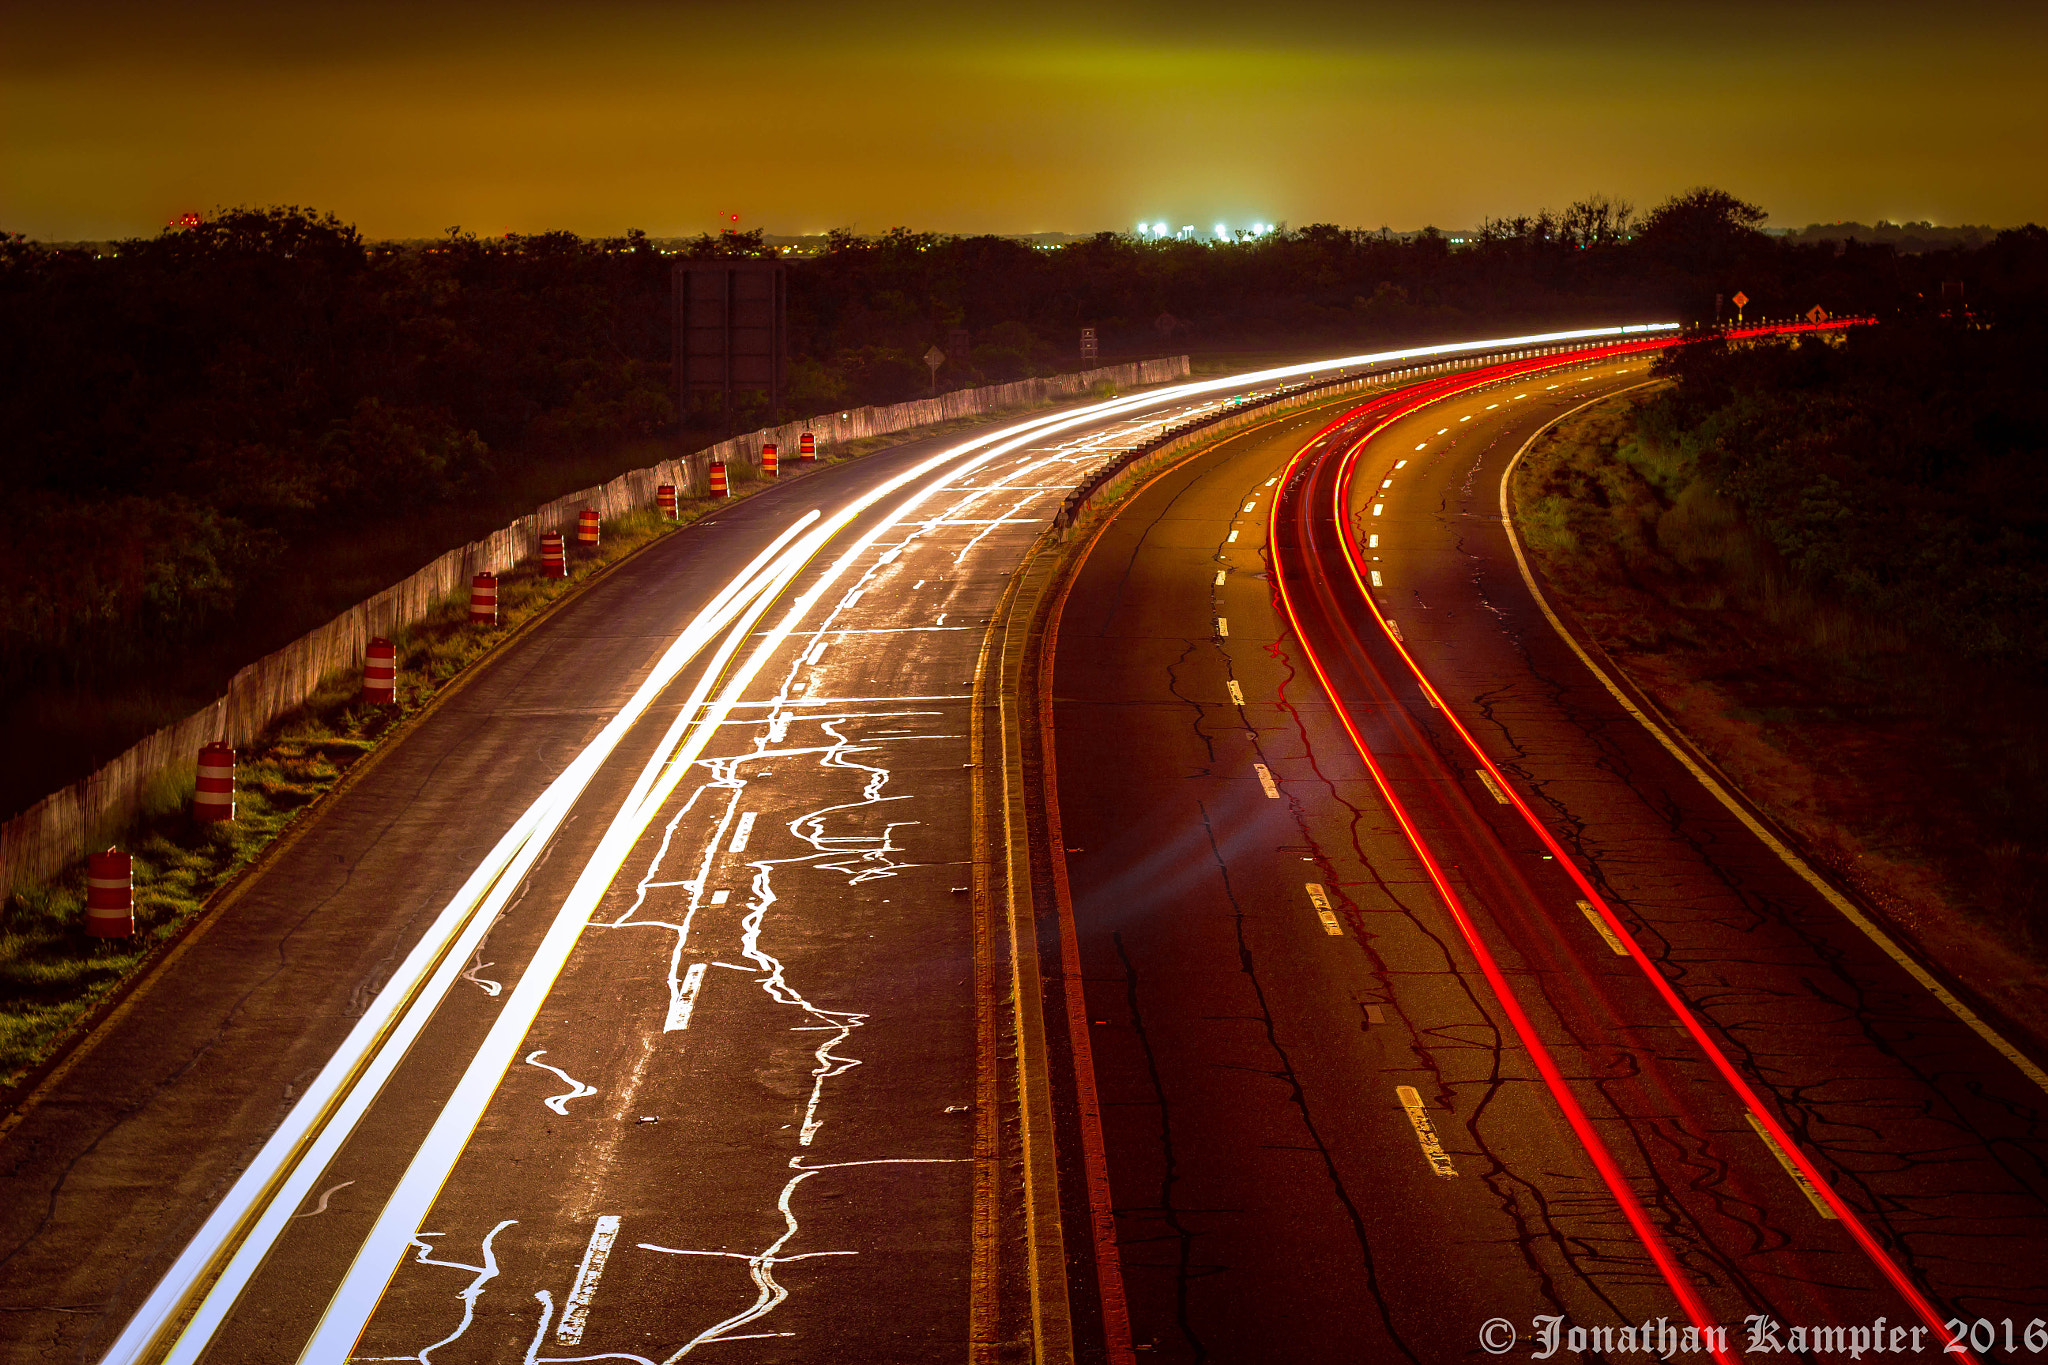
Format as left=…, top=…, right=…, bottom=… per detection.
left=1731, top=290, right=1749, bottom=325
left=1080, top=326, right=1098, bottom=363
left=924, top=345, right=945, bottom=395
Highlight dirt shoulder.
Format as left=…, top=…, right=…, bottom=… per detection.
left=1509, top=391, right=2048, bottom=1054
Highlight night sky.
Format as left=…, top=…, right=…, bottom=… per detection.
left=4, top=0, right=2043, bottom=241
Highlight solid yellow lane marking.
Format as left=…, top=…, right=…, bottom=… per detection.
left=1395, top=1086, right=1458, bottom=1178
left=1575, top=900, right=1630, bottom=956
left=1746, top=1112, right=1837, bottom=1218
left=1306, top=883, right=1343, bottom=936
left=1475, top=769, right=1510, bottom=804
left=1252, top=764, right=1280, bottom=798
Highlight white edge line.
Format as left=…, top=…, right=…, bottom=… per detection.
left=1498, top=385, right=2048, bottom=1098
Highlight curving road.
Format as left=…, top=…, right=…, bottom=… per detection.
left=1048, top=347, right=2048, bottom=1361
left=0, top=374, right=1286, bottom=1365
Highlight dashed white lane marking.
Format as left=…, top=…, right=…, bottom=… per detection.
left=1370, top=571, right=1383, bottom=587
left=1486, top=403, right=1499, bottom=410
left=1746, top=1113, right=1838, bottom=1218
left=1264, top=476, right=1277, bottom=486
left=1306, top=883, right=1343, bottom=936
left=1216, top=617, right=1229, bottom=638
left=1368, top=534, right=1379, bottom=547
left=1386, top=619, right=1404, bottom=642
left=664, top=962, right=708, bottom=1031
left=1372, top=504, right=1383, bottom=516
left=1574, top=900, right=1630, bottom=956
left=1395, top=1086, right=1458, bottom=1177
left=710, top=889, right=730, bottom=905
left=1380, top=479, right=1393, bottom=489
left=1365, top=1005, right=1386, bottom=1025
left=1227, top=529, right=1240, bottom=543
left=1214, top=569, right=1226, bottom=586
left=1394, top=459, right=1407, bottom=469
left=729, top=812, right=758, bottom=852
left=1460, top=415, right=1472, bottom=422
left=1475, top=769, right=1510, bottom=804
left=802, top=639, right=830, bottom=665
left=1227, top=680, right=1245, bottom=706
left=839, top=589, right=865, bottom=609
left=556, top=1215, right=622, bottom=1345
left=1243, top=501, right=1257, bottom=511
left=1436, top=428, right=1448, bottom=435
left=1414, top=443, right=1426, bottom=451
left=1253, top=764, right=1280, bottom=798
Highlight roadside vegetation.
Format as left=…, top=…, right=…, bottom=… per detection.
left=1512, top=321, right=2048, bottom=1037
left=0, top=505, right=689, bottom=1082
left=5, top=194, right=2043, bottom=820
left=0, top=388, right=1113, bottom=1087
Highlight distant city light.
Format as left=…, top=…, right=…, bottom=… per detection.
left=1152, top=221, right=1167, bottom=236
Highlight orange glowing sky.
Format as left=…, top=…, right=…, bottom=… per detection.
left=4, top=0, right=2044, bottom=241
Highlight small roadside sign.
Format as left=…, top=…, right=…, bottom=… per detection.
left=1731, top=291, right=1749, bottom=308
left=1806, top=305, right=1828, bottom=324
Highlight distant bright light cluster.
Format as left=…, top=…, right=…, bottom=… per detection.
left=1135, top=220, right=1273, bottom=242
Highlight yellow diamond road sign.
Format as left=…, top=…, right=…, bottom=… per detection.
left=1731, top=291, right=1749, bottom=308
left=1806, top=305, right=1829, bottom=323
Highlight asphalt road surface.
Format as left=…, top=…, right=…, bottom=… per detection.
left=0, top=377, right=1279, bottom=1365
left=1050, top=355, right=2048, bottom=1362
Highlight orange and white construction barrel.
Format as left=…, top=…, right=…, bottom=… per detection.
left=761, top=442, right=778, bottom=478
left=195, top=742, right=235, bottom=822
left=578, top=507, right=600, bottom=549
left=363, top=637, right=398, bottom=704
left=541, top=531, right=568, bottom=578
left=86, top=848, right=134, bottom=937
left=798, top=430, right=816, bottom=466
left=657, top=483, right=678, bottom=520
left=709, top=461, right=729, bottom=498
left=469, top=572, right=498, bottom=625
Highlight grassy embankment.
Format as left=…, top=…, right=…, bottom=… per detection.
left=0, top=385, right=1122, bottom=1087
left=1512, top=393, right=2048, bottom=1041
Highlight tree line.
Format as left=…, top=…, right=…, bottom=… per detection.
left=1, top=188, right=2044, bottom=813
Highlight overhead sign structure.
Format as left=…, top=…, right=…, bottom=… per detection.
left=673, top=261, right=787, bottom=434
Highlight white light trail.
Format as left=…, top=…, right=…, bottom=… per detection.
left=102, top=320, right=1680, bottom=1365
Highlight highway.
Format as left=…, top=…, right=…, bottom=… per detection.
left=2, top=336, right=1598, bottom=1365
left=1048, top=349, right=2048, bottom=1360
left=0, top=379, right=1245, bottom=1365
left=9, top=324, right=2040, bottom=1365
